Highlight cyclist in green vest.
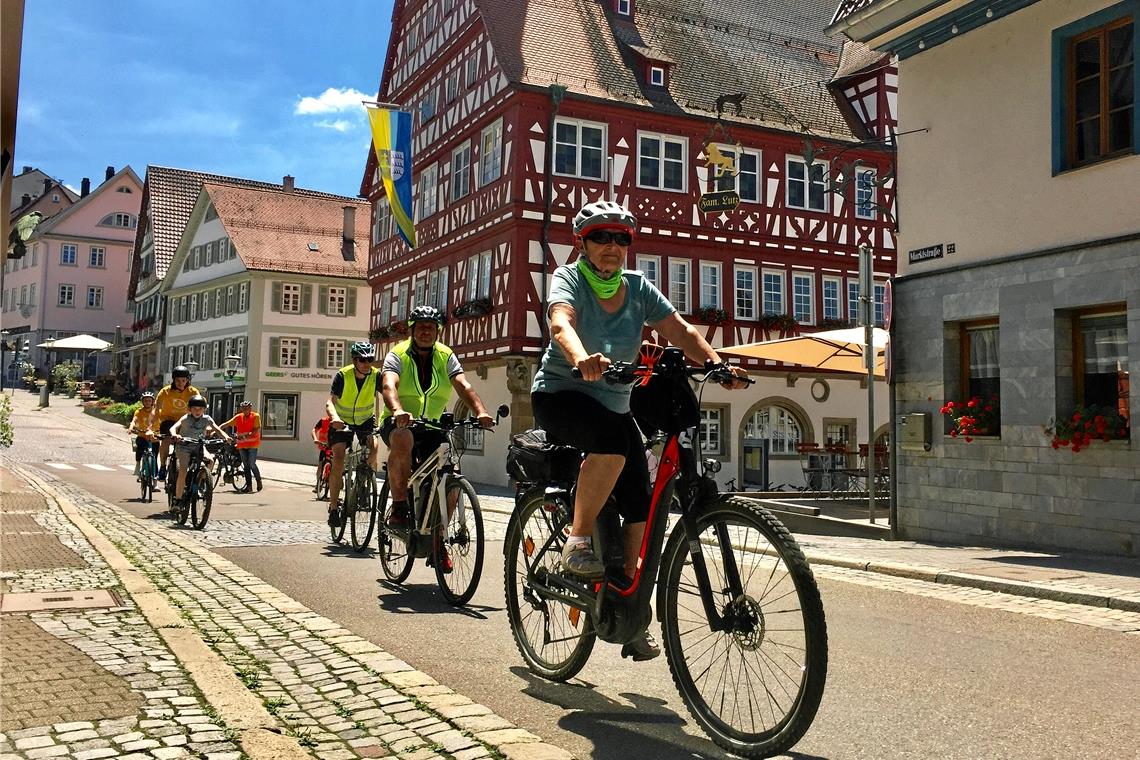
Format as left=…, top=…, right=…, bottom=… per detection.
left=325, top=340, right=383, bottom=527
left=380, top=305, right=494, bottom=533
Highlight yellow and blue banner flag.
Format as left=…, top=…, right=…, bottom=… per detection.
left=366, top=106, right=416, bottom=249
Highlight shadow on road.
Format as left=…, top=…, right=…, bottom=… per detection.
left=373, top=580, right=497, bottom=620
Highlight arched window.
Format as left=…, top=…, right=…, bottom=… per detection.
left=98, top=212, right=137, bottom=229
left=743, top=404, right=804, bottom=454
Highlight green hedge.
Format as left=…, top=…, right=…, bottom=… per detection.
left=86, top=397, right=140, bottom=425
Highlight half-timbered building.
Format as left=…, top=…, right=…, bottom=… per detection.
left=364, top=0, right=899, bottom=488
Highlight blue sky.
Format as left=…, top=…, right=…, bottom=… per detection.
left=15, top=1, right=393, bottom=198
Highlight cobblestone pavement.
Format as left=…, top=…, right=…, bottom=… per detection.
left=8, top=462, right=569, bottom=760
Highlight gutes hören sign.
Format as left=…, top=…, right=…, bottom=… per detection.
left=699, top=190, right=741, bottom=213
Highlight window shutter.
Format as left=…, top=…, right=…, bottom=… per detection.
left=318, top=285, right=328, bottom=316
left=271, top=282, right=281, bottom=312
left=301, top=284, right=313, bottom=314
left=317, top=339, right=327, bottom=368
left=346, top=287, right=357, bottom=317
left=269, top=338, right=280, bottom=367
left=299, top=339, right=311, bottom=368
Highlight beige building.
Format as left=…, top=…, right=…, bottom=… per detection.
left=830, top=0, right=1139, bottom=555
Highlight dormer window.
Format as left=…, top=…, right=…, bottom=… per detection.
left=615, top=0, right=632, bottom=17
left=649, top=66, right=665, bottom=87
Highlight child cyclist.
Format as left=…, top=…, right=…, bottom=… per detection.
left=170, top=395, right=230, bottom=504
left=128, top=391, right=159, bottom=478
left=311, top=410, right=333, bottom=496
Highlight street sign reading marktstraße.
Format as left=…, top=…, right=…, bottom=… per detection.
left=699, top=190, right=741, bottom=213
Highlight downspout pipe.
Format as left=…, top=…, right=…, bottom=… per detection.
left=539, top=84, right=567, bottom=346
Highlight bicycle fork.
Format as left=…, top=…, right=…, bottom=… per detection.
left=674, top=509, right=748, bottom=634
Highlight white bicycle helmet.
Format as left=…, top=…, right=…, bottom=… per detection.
left=572, top=200, right=637, bottom=238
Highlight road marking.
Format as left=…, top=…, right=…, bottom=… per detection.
left=44, top=463, right=76, bottom=470
left=118, top=464, right=135, bottom=471
left=84, top=464, right=115, bottom=471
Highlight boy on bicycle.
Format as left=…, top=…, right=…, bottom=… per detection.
left=312, top=410, right=333, bottom=495
left=128, top=391, right=159, bottom=478
left=154, top=365, right=200, bottom=479
left=170, top=395, right=230, bottom=504
left=378, top=306, right=494, bottom=544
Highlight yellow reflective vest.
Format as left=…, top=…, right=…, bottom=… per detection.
left=333, top=366, right=379, bottom=426
left=380, top=339, right=454, bottom=423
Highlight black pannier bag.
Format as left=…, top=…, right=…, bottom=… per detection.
left=629, top=347, right=700, bottom=436
left=506, top=428, right=582, bottom=484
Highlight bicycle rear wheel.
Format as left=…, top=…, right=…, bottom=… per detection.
left=434, top=477, right=484, bottom=607
left=376, top=481, right=413, bottom=583
left=349, top=468, right=376, bottom=552
left=504, top=489, right=595, bottom=681
left=658, top=496, right=827, bottom=759
left=191, top=471, right=213, bottom=530
left=229, top=458, right=250, bottom=493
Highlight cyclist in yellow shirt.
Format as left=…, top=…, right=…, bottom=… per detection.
left=153, top=366, right=200, bottom=479
left=128, top=391, right=159, bottom=478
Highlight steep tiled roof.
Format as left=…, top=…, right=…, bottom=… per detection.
left=201, top=183, right=370, bottom=279
left=834, top=39, right=888, bottom=80
left=130, top=166, right=365, bottom=297
left=477, top=0, right=857, bottom=139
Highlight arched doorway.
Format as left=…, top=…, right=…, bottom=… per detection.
left=739, top=397, right=812, bottom=488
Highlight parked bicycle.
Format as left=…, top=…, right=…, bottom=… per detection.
left=166, top=437, right=221, bottom=530
left=503, top=347, right=827, bottom=758
left=376, top=404, right=509, bottom=606
left=212, top=440, right=250, bottom=493
left=133, top=436, right=159, bottom=503
left=330, top=435, right=378, bottom=551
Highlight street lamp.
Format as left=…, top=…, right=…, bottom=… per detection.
left=223, top=354, right=241, bottom=418
left=183, top=360, right=199, bottom=382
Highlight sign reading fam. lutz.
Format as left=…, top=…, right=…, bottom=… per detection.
left=908, top=244, right=944, bottom=263
left=699, top=190, right=741, bottom=213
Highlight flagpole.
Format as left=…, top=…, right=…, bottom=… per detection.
left=361, top=100, right=408, bottom=111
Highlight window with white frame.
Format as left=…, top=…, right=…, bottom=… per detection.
left=735, top=266, right=757, bottom=320
left=189, top=293, right=198, bottom=321
left=281, top=283, right=301, bottom=313
left=451, top=143, right=471, bottom=200
left=479, top=119, right=503, bottom=186
left=617, top=0, right=631, bottom=15
left=847, top=281, right=860, bottom=324
left=380, top=290, right=392, bottom=323
left=874, top=282, right=886, bottom=327
left=418, top=164, right=438, bottom=220
left=396, top=281, right=409, bottom=320
left=326, top=340, right=345, bottom=369
left=856, top=169, right=876, bottom=219
left=445, top=70, right=459, bottom=103
left=58, top=284, right=75, bottom=306
left=201, top=290, right=211, bottom=318
left=700, top=407, right=725, bottom=456
left=699, top=263, right=720, bottom=309
left=793, top=272, right=814, bottom=324
left=373, top=197, right=391, bottom=244
left=279, top=338, right=300, bottom=368
left=212, top=342, right=221, bottom=368
left=185, top=344, right=196, bottom=364
left=214, top=288, right=224, bottom=318
left=238, top=282, right=248, bottom=312
left=61, top=244, right=77, bottom=266
left=638, top=132, right=686, bottom=191
left=464, top=54, right=479, bottom=87
left=89, top=247, right=106, bottom=268
left=709, top=146, right=760, bottom=203
left=636, top=255, right=660, bottom=290
left=413, top=273, right=427, bottom=308
left=235, top=336, right=246, bottom=359
left=419, top=87, right=438, bottom=123
left=466, top=250, right=492, bottom=299
left=668, top=259, right=690, bottom=312
left=823, top=277, right=841, bottom=321
left=744, top=404, right=803, bottom=454
left=762, top=270, right=784, bottom=315
left=786, top=156, right=828, bottom=212
left=554, top=119, right=606, bottom=179
left=649, top=66, right=665, bottom=86
left=327, top=286, right=346, bottom=316
left=261, top=393, right=298, bottom=439
left=98, top=212, right=136, bottom=228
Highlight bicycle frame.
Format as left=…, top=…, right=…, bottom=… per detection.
left=406, top=430, right=466, bottom=540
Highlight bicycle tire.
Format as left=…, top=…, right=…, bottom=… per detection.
left=140, top=455, right=154, bottom=503
left=434, top=477, right=484, bottom=607
left=328, top=468, right=349, bottom=543
left=229, top=457, right=250, bottom=494
left=349, top=467, right=377, bottom=552
left=376, top=480, right=413, bottom=583
left=191, top=471, right=213, bottom=530
left=314, top=461, right=330, bottom=501
left=658, top=496, right=827, bottom=759
left=504, top=489, right=595, bottom=681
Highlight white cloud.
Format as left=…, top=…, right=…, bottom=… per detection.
left=295, top=87, right=370, bottom=115
left=315, top=119, right=353, bottom=132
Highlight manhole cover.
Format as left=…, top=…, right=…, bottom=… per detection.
left=1, top=589, right=122, bottom=612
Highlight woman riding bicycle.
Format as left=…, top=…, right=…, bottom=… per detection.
left=154, top=365, right=200, bottom=480
left=530, top=199, right=749, bottom=660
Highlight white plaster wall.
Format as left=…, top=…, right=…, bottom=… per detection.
left=896, top=0, right=1140, bottom=274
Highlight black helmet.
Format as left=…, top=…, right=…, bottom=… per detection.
left=188, top=394, right=207, bottom=408
left=407, top=305, right=445, bottom=327
left=171, top=365, right=191, bottom=380
left=350, top=340, right=376, bottom=359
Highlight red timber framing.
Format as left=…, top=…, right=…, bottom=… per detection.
left=361, top=0, right=898, bottom=376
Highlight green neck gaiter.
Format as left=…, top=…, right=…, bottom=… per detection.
left=577, top=256, right=623, bottom=300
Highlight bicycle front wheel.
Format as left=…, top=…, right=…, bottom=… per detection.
left=314, top=461, right=330, bottom=501
left=329, top=471, right=349, bottom=544
left=229, top=460, right=250, bottom=494
left=140, top=457, right=154, bottom=503
left=434, top=477, right=484, bottom=606
left=658, top=496, right=827, bottom=759
left=349, top=468, right=377, bottom=552
left=376, top=481, right=413, bottom=582
left=504, top=489, right=595, bottom=681
left=191, top=471, right=213, bottom=530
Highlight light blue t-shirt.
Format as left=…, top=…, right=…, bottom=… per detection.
left=532, top=262, right=675, bottom=413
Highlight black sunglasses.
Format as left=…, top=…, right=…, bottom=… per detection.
left=585, top=230, right=632, bottom=246
left=353, top=356, right=373, bottom=363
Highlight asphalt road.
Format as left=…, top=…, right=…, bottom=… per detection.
left=9, top=400, right=1140, bottom=759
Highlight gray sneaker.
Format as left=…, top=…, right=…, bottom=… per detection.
left=561, top=541, right=605, bottom=579
left=621, top=630, right=661, bottom=661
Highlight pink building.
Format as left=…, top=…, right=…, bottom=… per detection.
left=2, top=166, right=142, bottom=381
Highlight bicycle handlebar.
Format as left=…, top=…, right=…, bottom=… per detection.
left=570, top=358, right=754, bottom=386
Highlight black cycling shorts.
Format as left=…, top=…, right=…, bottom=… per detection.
left=379, top=417, right=446, bottom=466
left=328, top=418, right=376, bottom=448
left=159, top=420, right=176, bottom=436
left=532, top=390, right=650, bottom=523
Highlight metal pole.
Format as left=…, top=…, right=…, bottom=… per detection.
left=608, top=156, right=616, bottom=202
left=860, top=245, right=876, bottom=523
